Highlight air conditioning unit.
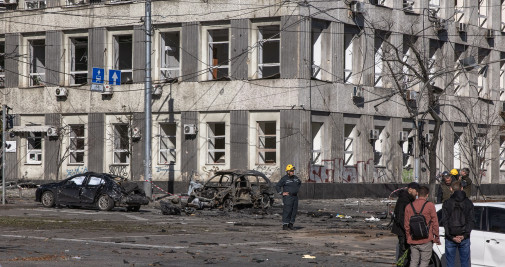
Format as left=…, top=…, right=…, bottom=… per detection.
left=102, top=84, right=113, bottom=95
left=129, top=127, right=141, bottom=139
left=486, top=29, right=494, bottom=39
left=152, top=85, right=163, bottom=96
left=350, top=1, right=365, bottom=13
left=434, top=19, right=448, bottom=32
left=457, top=23, right=467, bottom=33
left=352, top=86, right=364, bottom=99
left=47, top=126, right=58, bottom=137
left=55, top=87, right=68, bottom=97
left=425, top=133, right=433, bottom=143
left=369, top=129, right=379, bottom=140
left=399, top=131, right=409, bottom=142
left=184, top=124, right=197, bottom=135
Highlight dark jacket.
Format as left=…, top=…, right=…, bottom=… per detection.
left=441, top=190, right=474, bottom=240
left=391, top=189, right=413, bottom=237
left=437, top=177, right=456, bottom=203
left=459, top=174, right=472, bottom=197
left=275, top=174, right=301, bottom=195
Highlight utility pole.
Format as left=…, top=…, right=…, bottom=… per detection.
left=143, top=0, right=153, bottom=199
left=2, top=105, right=6, bottom=205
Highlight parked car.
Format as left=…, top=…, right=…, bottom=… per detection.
left=192, top=169, right=276, bottom=211
left=432, top=202, right=505, bottom=267
left=35, top=172, right=149, bottom=211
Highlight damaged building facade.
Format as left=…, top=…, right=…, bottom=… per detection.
left=2, top=0, right=505, bottom=195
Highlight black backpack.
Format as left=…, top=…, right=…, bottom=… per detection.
left=409, top=201, right=430, bottom=240
left=448, top=201, right=466, bottom=236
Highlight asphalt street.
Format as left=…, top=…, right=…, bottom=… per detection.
left=0, top=190, right=397, bottom=267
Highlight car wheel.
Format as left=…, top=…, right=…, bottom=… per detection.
left=126, top=206, right=141, bottom=212
left=222, top=198, right=234, bottom=212
left=97, top=194, right=114, bottom=211
left=261, top=194, right=274, bottom=209
left=428, top=251, right=442, bottom=267
left=41, top=191, right=55, bottom=208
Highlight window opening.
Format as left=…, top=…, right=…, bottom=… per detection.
left=207, top=122, right=226, bottom=164
left=159, top=123, right=176, bottom=164
left=208, top=29, right=229, bottom=80
left=160, top=32, right=180, bottom=81
left=27, top=132, right=42, bottom=164
left=113, top=124, right=129, bottom=164
left=312, top=122, right=323, bottom=165
left=29, top=39, right=46, bottom=86
left=70, top=37, right=88, bottom=85
left=258, top=25, right=280, bottom=78
left=257, top=121, right=276, bottom=164
left=69, top=124, right=85, bottom=164
left=113, top=35, right=133, bottom=84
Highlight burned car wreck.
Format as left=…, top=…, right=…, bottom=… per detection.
left=160, top=170, right=276, bottom=214
left=35, top=172, right=149, bottom=211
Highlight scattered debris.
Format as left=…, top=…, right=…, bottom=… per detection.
left=302, top=255, right=316, bottom=259
left=365, top=216, right=380, bottom=222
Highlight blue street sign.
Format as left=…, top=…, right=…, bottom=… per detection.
left=109, top=69, right=121, bottom=85
left=92, top=68, right=104, bottom=84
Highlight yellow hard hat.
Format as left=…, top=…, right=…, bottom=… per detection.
left=285, top=164, right=296, bottom=172
left=450, top=169, right=459, bottom=176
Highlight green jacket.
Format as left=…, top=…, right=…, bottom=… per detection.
left=437, top=182, right=453, bottom=203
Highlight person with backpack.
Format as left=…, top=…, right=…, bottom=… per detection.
left=404, top=186, right=441, bottom=267
left=441, top=181, right=474, bottom=267
left=391, top=182, right=419, bottom=266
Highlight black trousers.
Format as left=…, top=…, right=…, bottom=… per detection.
left=282, top=195, right=298, bottom=224
left=397, top=235, right=410, bottom=267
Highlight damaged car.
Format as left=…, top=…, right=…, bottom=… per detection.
left=35, top=172, right=149, bottom=211
left=192, top=169, right=276, bottom=211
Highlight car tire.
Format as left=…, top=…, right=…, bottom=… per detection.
left=97, top=194, right=114, bottom=211
left=261, top=194, right=274, bottom=209
left=222, top=198, right=234, bottom=212
left=126, top=206, right=141, bottom=212
left=429, top=251, right=442, bottom=267
left=41, top=191, right=55, bottom=208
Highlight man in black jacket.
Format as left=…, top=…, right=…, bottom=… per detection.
left=442, top=181, right=474, bottom=267
left=391, top=182, right=419, bottom=266
left=275, top=164, right=302, bottom=230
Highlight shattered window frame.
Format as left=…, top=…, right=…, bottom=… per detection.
left=113, top=34, right=133, bottom=84
left=159, top=123, right=176, bottom=165
left=69, top=37, right=88, bottom=85
left=69, top=124, right=85, bottom=164
left=207, top=28, right=230, bottom=80
left=257, top=25, right=280, bottom=79
left=207, top=122, right=226, bottom=164
left=257, top=121, right=276, bottom=165
left=27, top=132, right=43, bottom=164
left=29, top=39, right=46, bottom=87
left=311, top=122, right=323, bottom=165
left=113, top=124, right=130, bottom=164
left=160, top=31, right=181, bottom=82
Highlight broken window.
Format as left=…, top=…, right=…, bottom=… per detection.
left=372, top=128, right=384, bottom=166
left=402, top=130, right=414, bottom=168
left=25, top=0, right=46, bottom=9
left=27, top=132, right=42, bottom=164
left=454, top=132, right=462, bottom=170
left=403, top=0, right=414, bottom=12
left=374, top=33, right=386, bottom=88
left=113, top=35, right=133, bottom=84
left=207, top=29, right=229, bottom=80
left=0, top=41, right=4, bottom=88
left=258, top=25, right=280, bottom=78
left=500, top=137, right=505, bottom=171
left=455, top=0, right=464, bottom=22
left=257, top=121, right=276, bottom=164
left=311, top=122, right=323, bottom=165
left=453, top=44, right=468, bottom=96
left=311, top=21, right=327, bottom=80
left=344, top=124, right=355, bottom=166
left=428, top=0, right=440, bottom=13
left=160, top=31, right=180, bottom=81
left=159, top=123, right=176, bottom=165
left=478, top=48, right=490, bottom=98
left=70, top=37, right=88, bottom=85
left=69, top=124, right=85, bottom=164
left=479, top=0, right=488, bottom=28
left=207, top=122, right=226, bottom=164
left=344, top=30, right=356, bottom=84
left=113, top=124, right=129, bottom=164
left=29, top=39, right=46, bottom=86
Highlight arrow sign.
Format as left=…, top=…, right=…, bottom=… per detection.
left=92, top=68, right=104, bottom=84
left=109, top=69, right=121, bottom=85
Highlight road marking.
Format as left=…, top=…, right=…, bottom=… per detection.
left=1, top=235, right=188, bottom=250
left=122, top=214, right=148, bottom=221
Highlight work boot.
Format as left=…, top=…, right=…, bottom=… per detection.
left=283, top=224, right=288, bottom=230
left=288, top=223, right=294, bottom=230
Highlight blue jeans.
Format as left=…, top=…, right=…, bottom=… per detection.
left=445, top=237, right=470, bottom=267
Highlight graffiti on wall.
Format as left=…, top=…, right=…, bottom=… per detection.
left=109, top=165, right=128, bottom=178
left=201, top=165, right=222, bottom=180
left=253, top=165, right=280, bottom=179
left=308, top=159, right=336, bottom=183
left=66, top=166, right=88, bottom=178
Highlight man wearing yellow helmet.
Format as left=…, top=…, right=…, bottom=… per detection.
left=275, top=164, right=302, bottom=230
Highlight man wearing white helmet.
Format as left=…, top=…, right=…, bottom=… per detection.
left=275, top=164, right=302, bottom=230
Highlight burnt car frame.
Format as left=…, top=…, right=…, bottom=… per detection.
left=35, top=172, right=149, bottom=211
left=192, top=169, right=275, bottom=210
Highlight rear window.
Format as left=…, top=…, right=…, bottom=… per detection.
left=488, top=207, right=505, bottom=234
left=473, top=206, right=484, bottom=231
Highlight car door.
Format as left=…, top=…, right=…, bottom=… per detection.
left=482, top=207, right=505, bottom=266
left=80, top=175, right=106, bottom=204
left=57, top=175, right=86, bottom=204
left=470, top=206, right=486, bottom=266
